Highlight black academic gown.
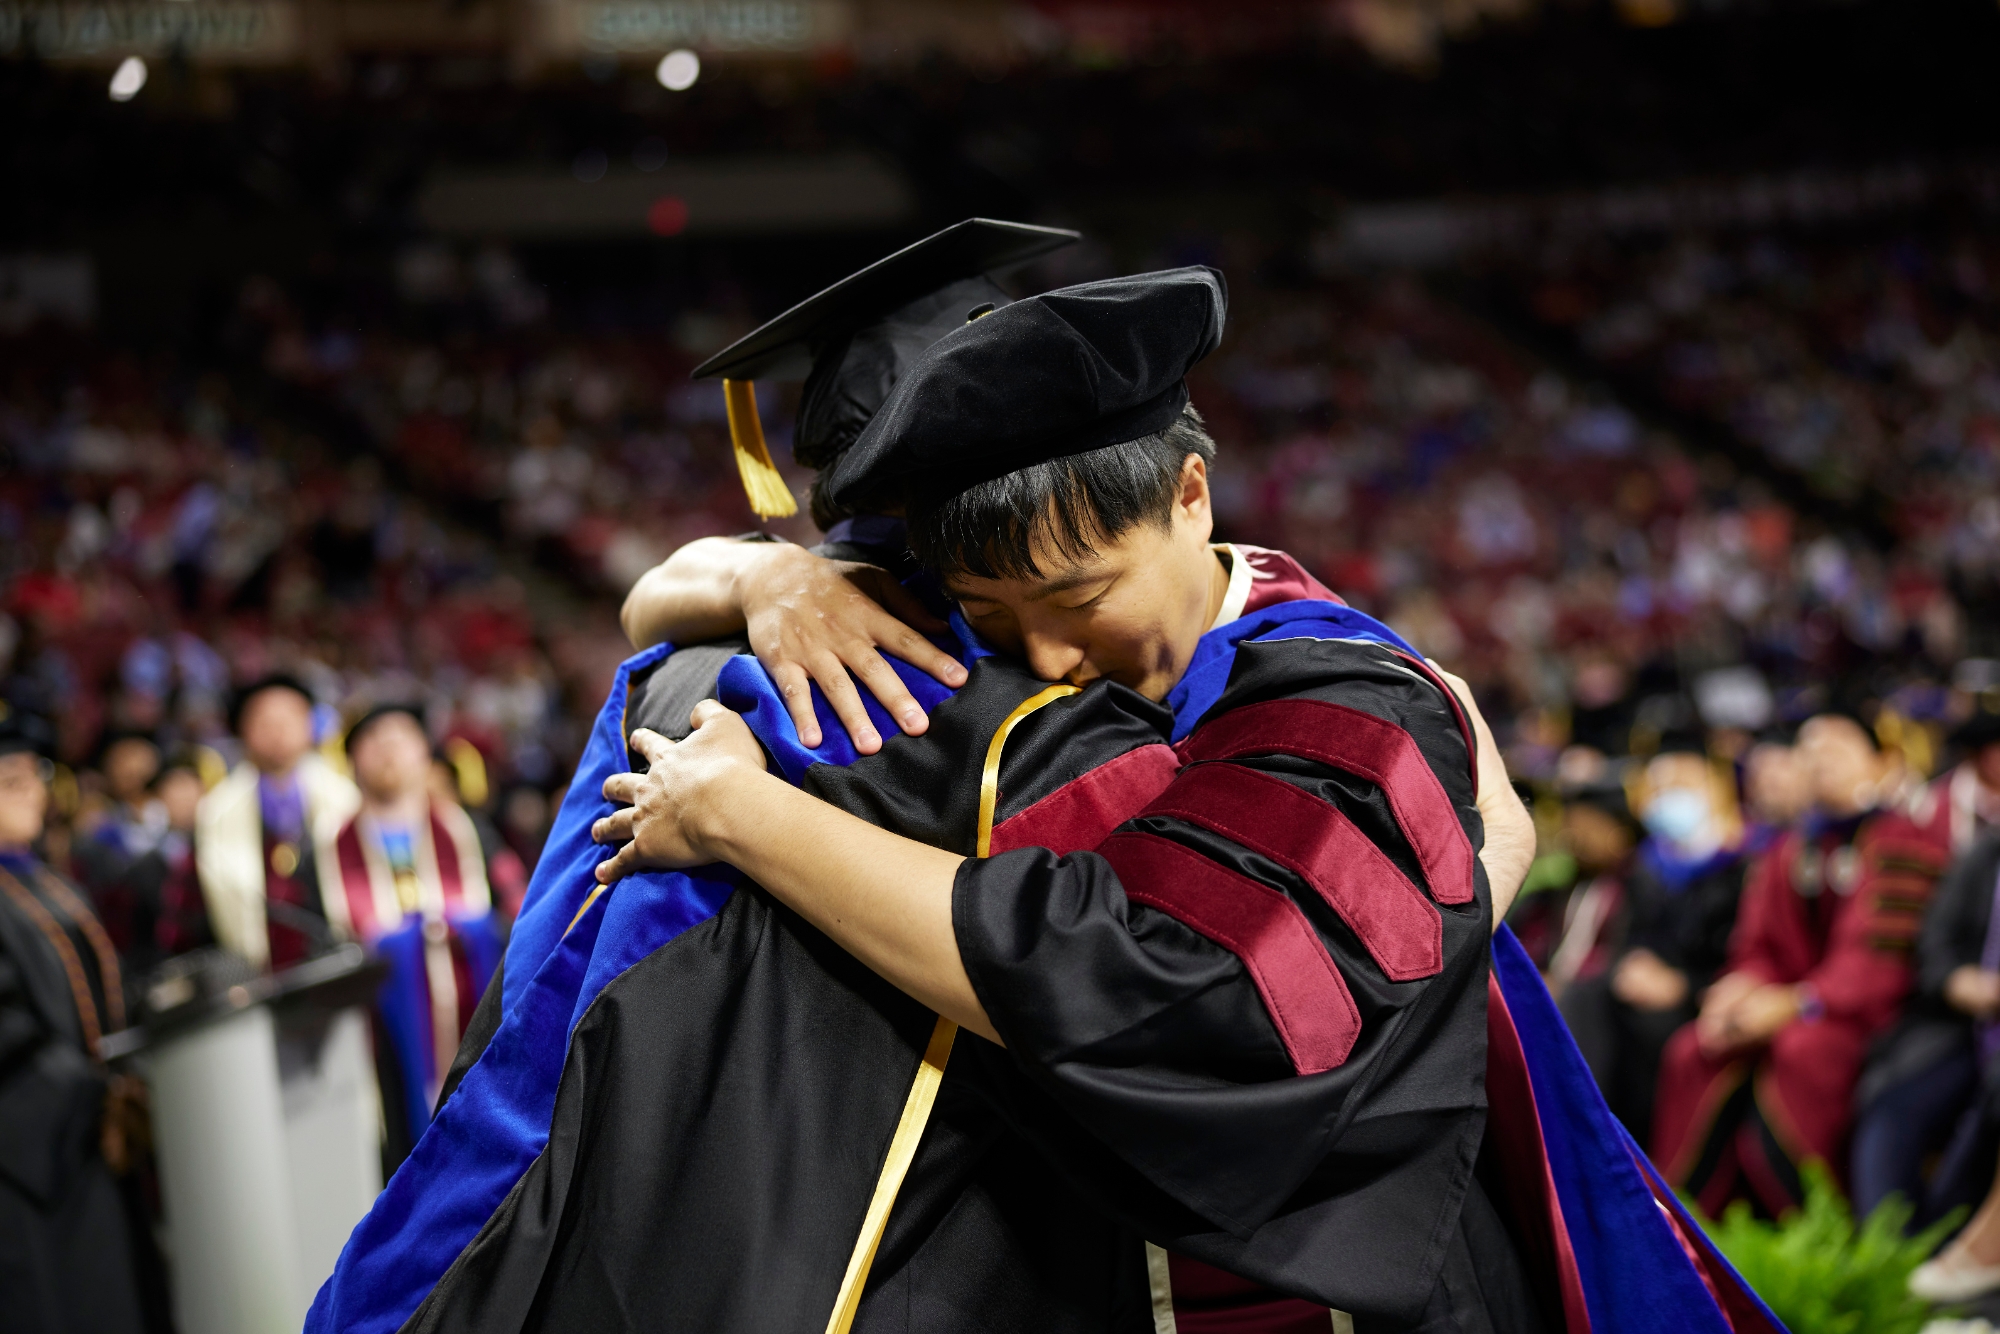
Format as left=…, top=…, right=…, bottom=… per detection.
left=0, top=857, right=145, bottom=1334
left=413, top=609, right=1535, bottom=1333
left=1560, top=844, right=1747, bottom=1137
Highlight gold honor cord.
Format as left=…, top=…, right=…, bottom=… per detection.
left=562, top=884, right=607, bottom=938
left=976, top=684, right=1082, bottom=857
left=721, top=379, right=799, bottom=520
left=825, top=682, right=1082, bottom=1333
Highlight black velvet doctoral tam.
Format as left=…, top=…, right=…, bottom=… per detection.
left=824, top=265, right=1227, bottom=510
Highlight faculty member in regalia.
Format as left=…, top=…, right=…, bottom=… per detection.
left=0, top=706, right=148, bottom=1334
left=194, top=674, right=359, bottom=970
left=315, top=262, right=1774, bottom=1334
left=595, top=268, right=1549, bottom=1330
left=1653, top=712, right=1915, bottom=1216
left=317, top=702, right=500, bottom=1157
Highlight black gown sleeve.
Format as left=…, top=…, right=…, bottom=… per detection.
left=953, top=636, right=1490, bottom=1241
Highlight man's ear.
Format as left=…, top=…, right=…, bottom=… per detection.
left=1176, top=454, right=1214, bottom=536
left=1178, top=453, right=1210, bottom=514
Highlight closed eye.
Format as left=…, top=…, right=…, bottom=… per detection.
left=1056, top=580, right=1115, bottom=612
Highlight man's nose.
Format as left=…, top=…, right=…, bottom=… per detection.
left=1022, top=633, right=1087, bottom=685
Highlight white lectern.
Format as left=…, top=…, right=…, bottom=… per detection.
left=106, top=946, right=387, bottom=1334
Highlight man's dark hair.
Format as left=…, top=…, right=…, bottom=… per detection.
left=908, top=404, right=1217, bottom=583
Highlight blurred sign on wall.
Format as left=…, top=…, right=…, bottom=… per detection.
left=416, top=152, right=916, bottom=238
left=0, top=1, right=300, bottom=62
left=548, top=0, right=853, bottom=53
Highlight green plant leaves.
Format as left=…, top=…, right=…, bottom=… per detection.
left=1687, top=1162, right=1964, bottom=1334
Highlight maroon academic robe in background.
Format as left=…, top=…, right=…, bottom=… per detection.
left=1652, top=815, right=1927, bottom=1215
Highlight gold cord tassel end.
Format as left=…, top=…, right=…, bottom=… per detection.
left=722, top=379, right=798, bottom=520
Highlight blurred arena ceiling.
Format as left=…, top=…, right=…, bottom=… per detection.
left=0, top=0, right=1610, bottom=75
left=416, top=152, right=917, bottom=237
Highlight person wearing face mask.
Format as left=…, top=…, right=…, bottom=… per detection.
left=1559, top=734, right=1749, bottom=1141
left=1651, top=712, right=1919, bottom=1217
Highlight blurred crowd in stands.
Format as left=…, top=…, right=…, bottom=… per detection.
left=9, top=216, right=2000, bottom=1269
left=0, top=330, right=628, bottom=924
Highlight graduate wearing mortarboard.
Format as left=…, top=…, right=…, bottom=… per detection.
left=414, top=218, right=1086, bottom=1112
left=314, top=268, right=1778, bottom=1334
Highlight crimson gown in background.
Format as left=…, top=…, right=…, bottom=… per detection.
left=317, top=797, right=502, bottom=1160
left=1652, top=814, right=1929, bottom=1215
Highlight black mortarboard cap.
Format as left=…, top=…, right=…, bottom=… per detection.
left=824, top=266, right=1228, bottom=511
left=343, top=701, right=428, bottom=756
left=1953, top=708, right=2000, bottom=756
left=0, top=702, right=55, bottom=760
left=691, top=218, right=1082, bottom=519
left=228, top=672, right=314, bottom=735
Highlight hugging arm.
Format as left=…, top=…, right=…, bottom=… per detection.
left=1432, top=661, right=1535, bottom=927
left=619, top=535, right=966, bottom=752
left=594, top=707, right=999, bottom=1044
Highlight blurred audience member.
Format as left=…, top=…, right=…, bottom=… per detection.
left=194, top=676, right=358, bottom=970
left=1531, top=766, right=1641, bottom=990
left=0, top=707, right=150, bottom=1334
left=1853, top=819, right=2000, bottom=1245
left=1847, top=710, right=2000, bottom=1264
left=1899, top=709, right=2000, bottom=866
left=1561, top=739, right=1751, bottom=1139
left=1742, top=738, right=1811, bottom=851
left=1653, top=714, right=1922, bottom=1216
left=317, top=704, right=502, bottom=1162
left=430, top=740, right=528, bottom=921
left=68, top=730, right=165, bottom=966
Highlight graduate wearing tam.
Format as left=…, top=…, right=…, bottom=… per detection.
left=616, top=216, right=1082, bottom=755
left=314, top=269, right=1780, bottom=1334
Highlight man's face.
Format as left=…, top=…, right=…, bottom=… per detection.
left=349, top=712, right=432, bottom=806
left=240, top=688, right=315, bottom=775
left=1563, top=802, right=1633, bottom=874
left=0, top=752, right=49, bottom=848
left=104, top=737, right=160, bottom=804
left=945, top=455, right=1225, bottom=702
left=1745, top=742, right=1810, bottom=825
left=1796, top=715, right=1885, bottom=816
left=157, top=768, right=202, bottom=831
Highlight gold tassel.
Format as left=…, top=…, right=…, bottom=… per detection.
left=445, top=736, right=489, bottom=809
left=722, top=379, right=798, bottom=520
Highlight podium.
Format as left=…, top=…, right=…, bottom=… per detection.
left=105, top=945, right=389, bottom=1334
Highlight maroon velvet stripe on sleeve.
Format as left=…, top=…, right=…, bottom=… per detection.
left=1099, top=831, right=1360, bottom=1074
left=1141, top=764, right=1443, bottom=982
left=1175, top=700, right=1476, bottom=906
left=987, top=743, right=1182, bottom=857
